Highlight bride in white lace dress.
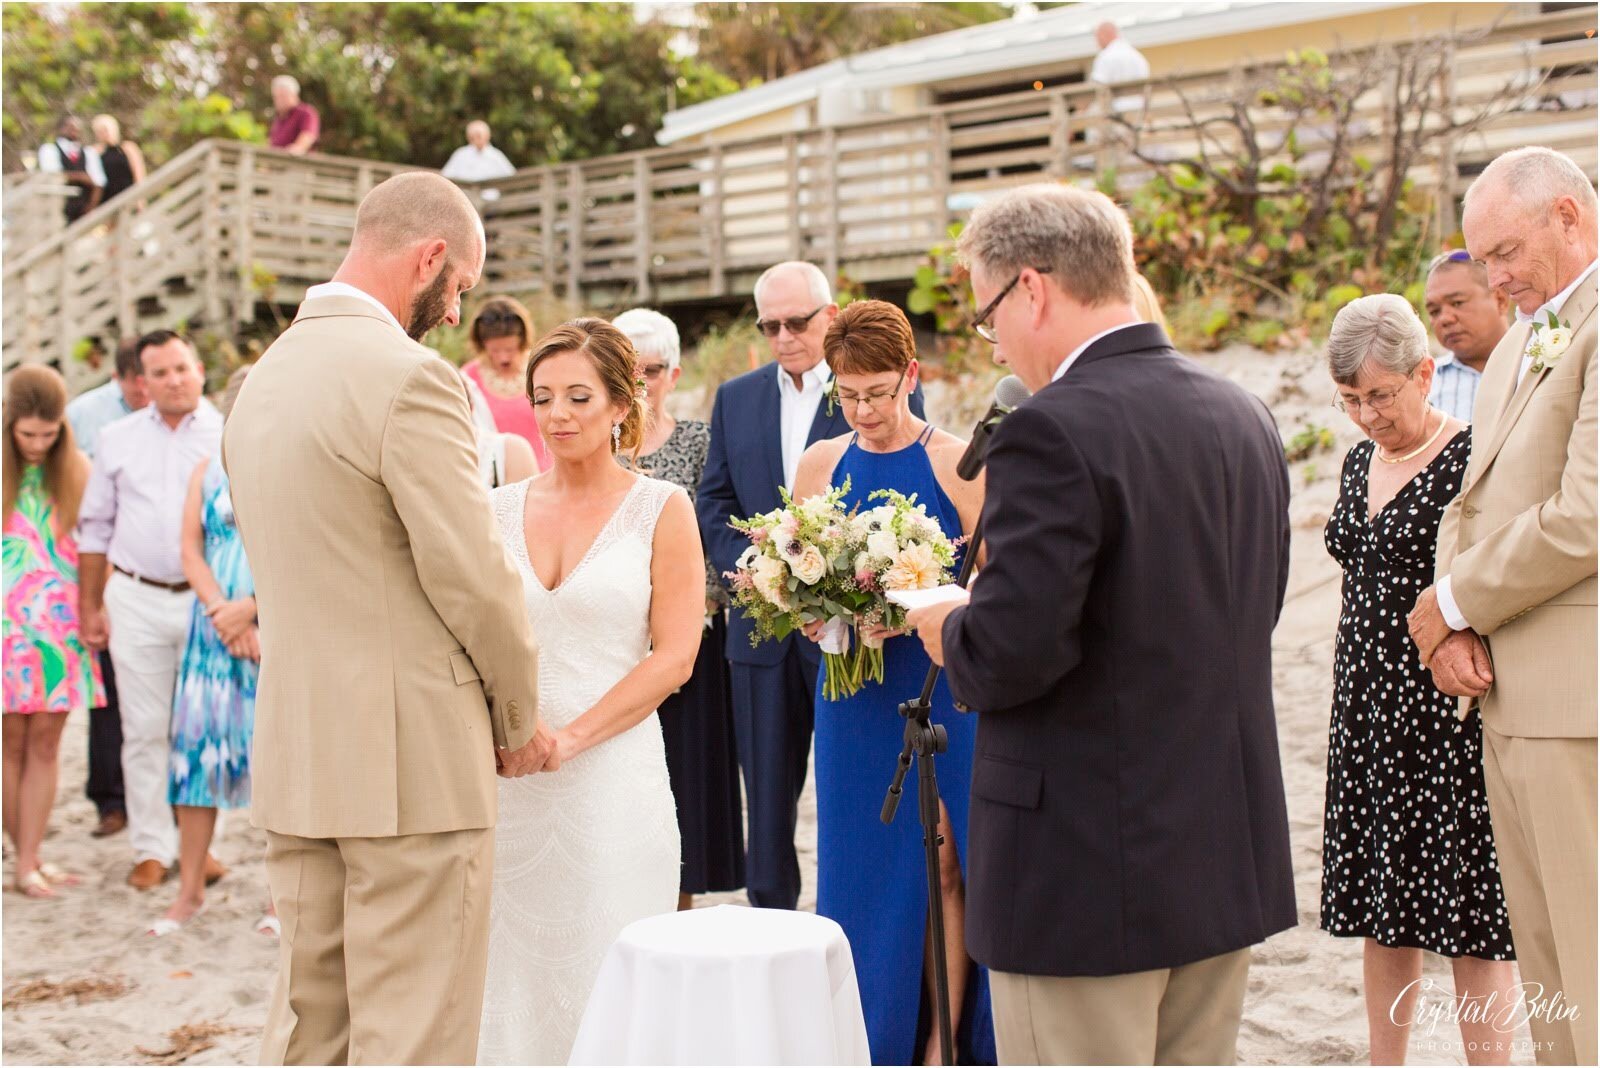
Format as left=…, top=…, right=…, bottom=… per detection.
left=478, top=318, right=706, bottom=1065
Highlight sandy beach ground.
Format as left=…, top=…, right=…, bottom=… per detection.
left=3, top=346, right=1534, bottom=1066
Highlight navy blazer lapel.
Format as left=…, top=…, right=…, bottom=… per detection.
left=807, top=389, right=846, bottom=446
left=757, top=369, right=787, bottom=495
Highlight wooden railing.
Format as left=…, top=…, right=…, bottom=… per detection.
left=3, top=6, right=1594, bottom=389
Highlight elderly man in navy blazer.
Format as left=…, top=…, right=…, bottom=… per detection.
left=697, top=261, right=923, bottom=909
left=907, top=186, right=1295, bottom=1065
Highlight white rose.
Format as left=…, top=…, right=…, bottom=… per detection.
left=1542, top=326, right=1572, bottom=358
left=750, top=556, right=792, bottom=610
left=792, top=546, right=827, bottom=585
left=866, top=529, right=901, bottom=561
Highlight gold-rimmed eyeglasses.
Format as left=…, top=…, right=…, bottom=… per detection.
left=832, top=366, right=908, bottom=411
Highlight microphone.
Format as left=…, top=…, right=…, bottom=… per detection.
left=956, top=375, right=1031, bottom=481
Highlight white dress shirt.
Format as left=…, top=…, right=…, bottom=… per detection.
left=1437, top=257, right=1599, bottom=630
left=777, top=360, right=833, bottom=490
left=441, top=144, right=516, bottom=182
left=1050, top=321, right=1145, bottom=384
left=38, top=139, right=106, bottom=186
left=303, top=281, right=408, bottom=338
left=76, top=404, right=225, bottom=583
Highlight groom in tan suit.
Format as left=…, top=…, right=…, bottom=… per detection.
left=1410, top=147, right=1597, bottom=1066
left=225, top=173, right=556, bottom=1065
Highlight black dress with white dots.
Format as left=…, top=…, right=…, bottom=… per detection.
left=1320, top=430, right=1514, bottom=960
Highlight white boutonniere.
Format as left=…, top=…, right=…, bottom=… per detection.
left=1527, top=310, right=1573, bottom=374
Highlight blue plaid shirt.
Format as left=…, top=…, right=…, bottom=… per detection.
left=1428, top=353, right=1482, bottom=424
left=65, top=379, right=135, bottom=459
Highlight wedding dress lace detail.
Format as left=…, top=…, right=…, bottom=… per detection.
left=478, top=475, right=683, bottom=1065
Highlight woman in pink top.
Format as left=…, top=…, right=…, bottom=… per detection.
left=462, top=296, right=551, bottom=472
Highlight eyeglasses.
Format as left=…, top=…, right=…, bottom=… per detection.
left=638, top=361, right=670, bottom=381
left=1332, top=381, right=1412, bottom=414
left=1426, top=249, right=1474, bottom=274
left=973, top=269, right=1050, bottom=343
left=833, top=366, right=908, bottom=411
left=756, top=304, right=826, bottom=338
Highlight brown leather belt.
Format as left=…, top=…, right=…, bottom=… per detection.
left=113, top=565, right=191, bottom=593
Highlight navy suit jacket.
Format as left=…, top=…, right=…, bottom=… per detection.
left=696, top=362, right=925, bottom=666
left=940, top=323, right=1297, bottom=976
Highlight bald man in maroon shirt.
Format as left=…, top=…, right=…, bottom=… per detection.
left=268, top=75, right=319, bottom=155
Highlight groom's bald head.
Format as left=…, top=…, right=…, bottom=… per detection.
left=352, top=171, right=484, bottom=265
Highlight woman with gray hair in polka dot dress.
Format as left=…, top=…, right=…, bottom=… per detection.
left=1322, top=294, right=1517, bottom=1066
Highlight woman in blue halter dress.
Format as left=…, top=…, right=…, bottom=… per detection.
left=792, top=301, right=995, bottom=1066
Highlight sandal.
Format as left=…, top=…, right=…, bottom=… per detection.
left=14, top=870, right=56, bottom=898
left=254, top=913, right=281, bottom=937
left=146, top=901, right=208, bottom=937
left=37, top=863, right=81, bottom=888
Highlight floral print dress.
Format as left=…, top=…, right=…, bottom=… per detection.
left=168, top=457, right=257, bottom=808
left=2, top=465, right=104, bottom=713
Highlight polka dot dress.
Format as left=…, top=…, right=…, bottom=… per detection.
left=1320, top=430, right=1514, bottom=961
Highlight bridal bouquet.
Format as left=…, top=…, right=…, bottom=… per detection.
left=838, top=489, right=961, bottom=687
left=726, top=480, right=961, bottom=699
left=726, top=479, right=862, bottom=698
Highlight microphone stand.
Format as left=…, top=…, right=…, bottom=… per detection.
left=881, top=518, right=985, bottom=1067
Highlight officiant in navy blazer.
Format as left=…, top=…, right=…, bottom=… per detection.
left=906, top=187, right=1295, bottom=1066
left=697, top=261, right=923, bottom=910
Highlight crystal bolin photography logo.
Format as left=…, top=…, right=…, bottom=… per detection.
left=1391, top=978, right=1581, bottom=1039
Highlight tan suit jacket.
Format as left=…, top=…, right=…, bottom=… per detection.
left=1436, top=273, right=1597, bottom=738
left=224, top=296, right=539, bottom=837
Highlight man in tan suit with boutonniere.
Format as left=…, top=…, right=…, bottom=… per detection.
left=1408, top=146, right=1597, bottom=1067
left=225, top=172, right=557, bottom=1066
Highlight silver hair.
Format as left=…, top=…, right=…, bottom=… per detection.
left=272, top=75, right=301, bottom=96
left=1464, top=146, right=1598, bottom=218
left=956, top=183, right=1136, bottom=307
left=753, top=261, right=832, bottom=310
left=612, top=307, right=682, bottom=372
left=1325, top=293, right=1430, bottom=385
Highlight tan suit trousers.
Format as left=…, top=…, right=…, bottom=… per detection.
left=1482, top=727, right=1596, bottom=1066
left=991, top=947, right=1251, bottom=1065
left=260, top=827, right=493, bottom=1066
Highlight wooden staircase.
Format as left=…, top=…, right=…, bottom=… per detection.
left=3, top=6, right=1593, bottom=395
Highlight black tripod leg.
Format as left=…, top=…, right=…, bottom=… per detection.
left=917, top=731, right=956, bottom=1066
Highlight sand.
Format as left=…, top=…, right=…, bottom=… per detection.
left=2, top=345, right=1535, bottom=1066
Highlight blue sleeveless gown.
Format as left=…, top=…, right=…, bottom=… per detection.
left=815, top=428, right=995, bottom=1066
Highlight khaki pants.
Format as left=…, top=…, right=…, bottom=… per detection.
left=1482, top=727, right=1596, bottom=1066
left=260, top=827, right=493, bottom=1066
left=991, top=947, right=1251, bottom=1065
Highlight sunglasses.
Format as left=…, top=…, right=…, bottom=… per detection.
left=756, top=304, right=826, bottom=338
left=475, top=307, right=522, bottom=326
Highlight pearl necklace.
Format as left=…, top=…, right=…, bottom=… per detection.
left=1377, top=408, right=1448, bottom=464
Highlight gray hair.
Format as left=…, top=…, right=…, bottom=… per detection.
left=753, top=261, right=832, bottom=310
left=272, top=75, right=301, bottom=96
left=956, top=183, right=1136, bottom=307
left=612, top=307, right=682, bottom=372
left=1326, top=293, right=1429, bottom=385
left=1465, top=146, right=1598, bottom=219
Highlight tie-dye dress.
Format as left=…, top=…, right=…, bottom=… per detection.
left=2, top=465, right=104, bottom=714
left=168, top=457, right=257, bottom=808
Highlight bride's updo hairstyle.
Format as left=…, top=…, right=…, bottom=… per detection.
left=525, top=316, right=650, bottom=461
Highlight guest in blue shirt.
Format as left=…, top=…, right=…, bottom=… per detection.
left=1423, top=250, right=1510, bottom=423
left=65, top=337, right=147, bottom=460
left=62, top=336, right=148, bottom=837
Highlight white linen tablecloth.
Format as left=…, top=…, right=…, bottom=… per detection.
left=568, top=904, right=871, bottom=1065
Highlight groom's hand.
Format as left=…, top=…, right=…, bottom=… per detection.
left=497, top=722, right=559, bottom=777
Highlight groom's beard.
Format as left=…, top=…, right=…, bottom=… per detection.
left=406, top=265, right=453, bottom=341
